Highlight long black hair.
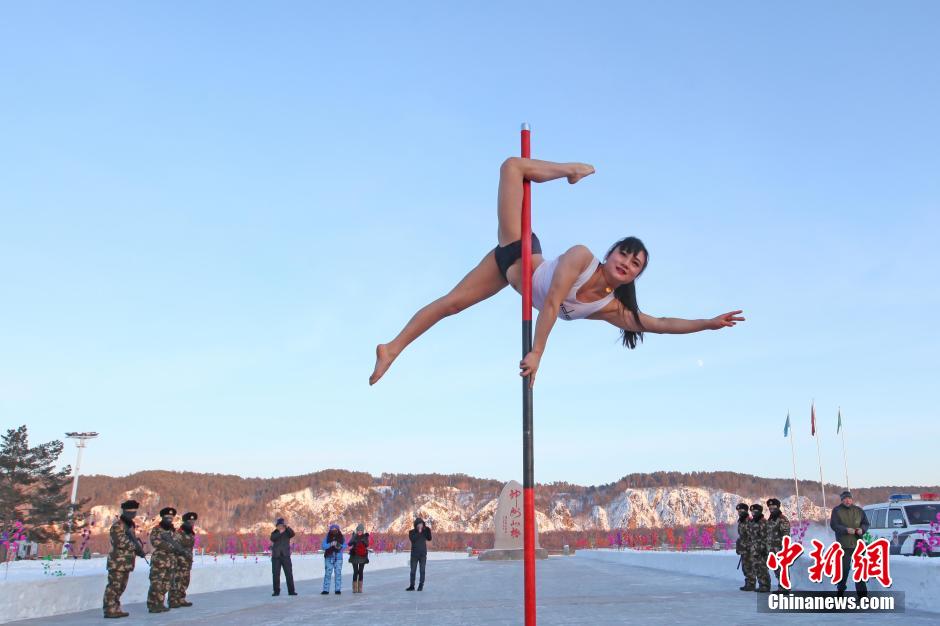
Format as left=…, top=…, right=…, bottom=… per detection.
left=605, top=236, right=649, bottom=349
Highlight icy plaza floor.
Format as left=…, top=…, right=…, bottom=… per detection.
left=13, top=553, right=937, bottom=626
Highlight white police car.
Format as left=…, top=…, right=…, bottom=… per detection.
left=863, top=493, right=940, bottom=557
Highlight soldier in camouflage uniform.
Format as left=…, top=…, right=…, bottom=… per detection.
left=765, top=498, right=791, bottom=592
left=735, top=502, right=753, bottom=591
left=103, top=499, right=146, bottom=619
left=747, top=503, right=771, bottom=592
left=169, top=512, right=197, bottom=608
left=147, top=506, right=188, bottom=613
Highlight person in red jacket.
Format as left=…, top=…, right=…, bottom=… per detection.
left=347, top=523, right=370, bottom=594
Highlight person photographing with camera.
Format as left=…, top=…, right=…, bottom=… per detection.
left=270, top=518, right=296, bottom=597
left=405, top=517, right=432, bottom=591
left=321, top=524, right=346, bottom=595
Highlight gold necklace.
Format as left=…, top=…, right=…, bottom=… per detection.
left=599, top=264, right=613, bottom=293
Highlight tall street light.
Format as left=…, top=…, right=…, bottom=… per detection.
left=62, top=432, right=98, bottom=557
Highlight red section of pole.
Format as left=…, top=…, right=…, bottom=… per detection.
left=521, top=126, right=532, bottom=320
left=520, top=122, right=536, bottom=626
left=523, top=487, right=536, bottom=625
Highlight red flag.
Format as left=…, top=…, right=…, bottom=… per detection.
left=811, top=402, right=816, bottom=436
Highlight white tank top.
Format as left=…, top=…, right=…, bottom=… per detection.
left=532, top=254, right=614, bottom=321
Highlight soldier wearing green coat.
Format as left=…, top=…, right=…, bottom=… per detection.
left=169, top=512, right=198, bottom=608
left=147, top=507, right=188, bottom=613
left=103, top=500, right=146, bottom=619
left=765, top=498, right=791, bottom=592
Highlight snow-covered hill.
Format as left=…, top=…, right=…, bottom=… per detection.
left=84, top=480, right=830, bottom=534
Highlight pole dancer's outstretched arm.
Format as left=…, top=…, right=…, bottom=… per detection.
left=369, top=157, right=595, bottom=385
left=519, top=251, right=745, bottom=386
left=591, top=308, right=746, bottom=334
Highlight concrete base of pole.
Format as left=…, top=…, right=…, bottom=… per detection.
left=478, top=548, right=548, bottom=561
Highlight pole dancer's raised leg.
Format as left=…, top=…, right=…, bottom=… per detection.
left=497, top=157, right=595, bottom=246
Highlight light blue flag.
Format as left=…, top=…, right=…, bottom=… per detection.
left=784, top=413, right=791, bottom=437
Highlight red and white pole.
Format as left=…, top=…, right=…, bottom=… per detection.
left=520, top=122, right=536, bottom=626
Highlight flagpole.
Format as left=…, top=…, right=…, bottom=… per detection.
left=813, top=400, right=827, bottom=510
left=839, top=408, right=850, bottom=492
left=787, top=412, right=803, bottom=530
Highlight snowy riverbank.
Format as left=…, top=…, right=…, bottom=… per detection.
left=0, top=552, right=468, bottom=623
left=580, top=549, right=940, bottom=613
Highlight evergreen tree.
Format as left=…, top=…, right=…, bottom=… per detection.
left=0, top=425, right=74, bottom=543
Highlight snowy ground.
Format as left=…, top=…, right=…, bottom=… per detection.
left=0, top=552, right=466, bottom=623
left=5, top=551, right=938, bottom=625
left=584, top=548, right=940, bottom=613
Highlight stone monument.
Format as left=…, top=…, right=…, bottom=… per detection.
left=478, top=480, right=548, bottom=560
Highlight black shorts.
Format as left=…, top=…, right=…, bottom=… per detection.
left=493, top=233, right=541, bottom=281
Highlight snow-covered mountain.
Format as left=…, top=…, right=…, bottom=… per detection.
left=78, top=470, right=844, bottom=534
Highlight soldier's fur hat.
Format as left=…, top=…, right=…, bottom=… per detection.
left=159, top=507, right=177, bottom=517
left=735, top=502, right=749, bottom=512
left=749, top=503, right=764, bottom=513
left=182, top=512, right=198, bottom=522
left=766, top=498, right=781, bottom=507
left=121, top=500, right=140, bottom=510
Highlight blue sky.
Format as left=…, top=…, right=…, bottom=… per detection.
left=2, top=2, right=938, bottom=491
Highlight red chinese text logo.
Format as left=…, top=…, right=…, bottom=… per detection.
left=852, top=538, right=892, bottom=586
left=807, top=539, right=844, bottom=584
left=766, top=535, right=804, bottom=590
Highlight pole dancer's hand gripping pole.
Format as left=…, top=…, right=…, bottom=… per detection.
left=520, top=122, right=536, bottom=626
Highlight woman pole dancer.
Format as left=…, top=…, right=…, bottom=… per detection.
left=370, top=156, right=744, bottom=387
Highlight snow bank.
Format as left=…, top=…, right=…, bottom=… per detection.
left=0, top=552, right=467, bottom=623
left=581, top=549, right=940, bottom=613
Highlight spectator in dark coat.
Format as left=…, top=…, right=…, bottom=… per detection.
left=830, top=491, right=870, bottom=598
left=270, top=518, right=296, bottom=596
left=405, top=517, right=432, bottom=591
left=347, top=523, right=370, bottom=594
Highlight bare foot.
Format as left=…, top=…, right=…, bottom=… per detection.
left=567, top=163, right=595, bottom=184
left=369, top=343, right=398, bottom=385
